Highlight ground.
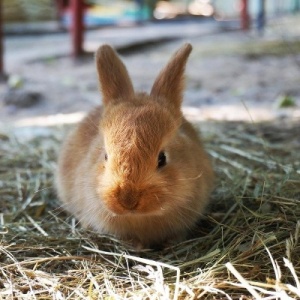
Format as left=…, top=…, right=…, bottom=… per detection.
left=1, top=16, right=300, bottom=130
left=0, top=16, right=300, bottom=299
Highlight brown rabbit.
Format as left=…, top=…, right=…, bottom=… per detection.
left=56, top=43, right=214, bottom=249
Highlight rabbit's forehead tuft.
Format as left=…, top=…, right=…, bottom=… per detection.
left=101, top=103, right=179, bottom=155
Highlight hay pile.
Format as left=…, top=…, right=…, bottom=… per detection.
left=0, top=121, right=299, bottom=299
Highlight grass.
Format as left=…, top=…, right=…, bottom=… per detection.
left=193, top=38, right=300, bottom=60
left=0, top=120, right=299, bottom=299
left=240, top=39, right=300, bottom=60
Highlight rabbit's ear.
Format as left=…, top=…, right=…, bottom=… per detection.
left=150, top=43, right=192, bottom=113
left=95, top=45, right=134, bottom=105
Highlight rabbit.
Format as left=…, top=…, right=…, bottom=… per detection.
left=56, top=43, right=214, bottom=249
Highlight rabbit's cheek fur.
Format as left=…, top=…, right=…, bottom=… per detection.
left=101, top=164, right=196, bottom=218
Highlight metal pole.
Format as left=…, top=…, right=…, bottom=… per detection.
left=0, top=0, right=5, bottom=78
left=293, top=0, right=300, bottom=12
left=257, top=0, right=266, bottom=33
left=240, top=0, right=250, bottom=30
left=70, top=0, right=84, bottom=57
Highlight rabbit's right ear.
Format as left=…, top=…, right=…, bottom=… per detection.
left=95, top=45, right=134, bottom=105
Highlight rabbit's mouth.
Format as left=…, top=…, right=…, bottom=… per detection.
left=101, top=184, right=167, bottom=217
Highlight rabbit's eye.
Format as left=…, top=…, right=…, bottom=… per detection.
left=104, top=154, right=108, bottom=161
left=157, top=151, right=166, bottom=168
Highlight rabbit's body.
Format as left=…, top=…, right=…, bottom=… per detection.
left=56, top=44, right=214, bottom=248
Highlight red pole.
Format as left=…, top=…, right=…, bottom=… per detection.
left=70, top=0, right=84, bottom=57
left=240, top=0, right=250, bottom=30
left=0, top=0, right=5, bottom=78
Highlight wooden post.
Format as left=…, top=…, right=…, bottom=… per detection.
left=0, top=0, right=5, bottom=78
left=56, top=0, right=65, bottom=19
left=70, top=0, right=84, bottom=57
left=240, top=0, right=250, bottom=30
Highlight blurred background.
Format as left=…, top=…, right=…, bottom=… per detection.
left=0, top=0, right=300, bottom=133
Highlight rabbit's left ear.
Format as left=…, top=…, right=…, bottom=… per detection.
left=150, top=43, right=192, bottom=113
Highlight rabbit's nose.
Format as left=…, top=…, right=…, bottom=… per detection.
left=116, top=186, right=140, bottom=210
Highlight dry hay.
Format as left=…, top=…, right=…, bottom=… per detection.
left=0, top=120, right=299, bottom=299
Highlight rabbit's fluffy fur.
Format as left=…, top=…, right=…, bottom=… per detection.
left=56, top=43, right=214, bottom=248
